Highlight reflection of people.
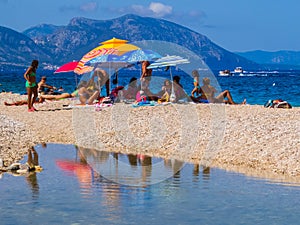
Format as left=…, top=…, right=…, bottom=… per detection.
left=24, top=60, right=39, bottom=112
left=194, top=77, right=246, bottom=105
left=138, top=154, right=152, bottom=185
left=38, top=76, right=56, bottom=94
left=5, top=147, right=42, bottom=173
left=2, top=146, right=42, bottom=199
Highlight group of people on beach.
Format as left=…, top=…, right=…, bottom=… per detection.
left=9, top=59, right=246, bottom=111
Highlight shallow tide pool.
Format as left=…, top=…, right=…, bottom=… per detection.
left=1, top=143, right=300, bottom=225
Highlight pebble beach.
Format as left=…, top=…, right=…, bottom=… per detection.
left=0, top=92, right=299, bottom=183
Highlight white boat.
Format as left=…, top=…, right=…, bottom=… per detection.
left=233, top=67, right=243, bottom=73
left=219, top=69, right=231, bottom=76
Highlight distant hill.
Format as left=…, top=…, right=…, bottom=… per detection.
left=235, top=50, right=300, bottom=70
left=0, top=14, right=262, bottom=70
left=0, top=26, right=52, bottom=69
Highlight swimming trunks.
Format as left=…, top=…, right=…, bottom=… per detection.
left=25, top=81, right=37, bottom=88
left=25, top=71, right=36, bottom=88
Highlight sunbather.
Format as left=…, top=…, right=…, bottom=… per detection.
left=4, top=97, right=44, bottom=106
left=193, top=77, right=246, bottom=105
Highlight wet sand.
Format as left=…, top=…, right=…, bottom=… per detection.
left=0, top=93, right=299, bottom=183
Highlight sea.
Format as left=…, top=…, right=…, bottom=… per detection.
left=0, top=67, right=299, bottom=107
left=1, top=68, right=300, bottom=224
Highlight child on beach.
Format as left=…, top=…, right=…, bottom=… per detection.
left=191, top=70, right=200, bottom=98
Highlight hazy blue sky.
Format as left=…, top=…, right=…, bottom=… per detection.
left=1, top=0, right=299, bottom=52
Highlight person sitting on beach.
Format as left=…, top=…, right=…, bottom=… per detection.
left=116, top=77, right=139, bottom=102
left=94, top=68, right=110, bottom=96
left=191, top=70, right=200, bottom=98
left=157, top=79, right=172, bottom=103
left=76, top=70, right=105, bottom=105
left=193, top=77, right=246, bottom=105
left=173, top=75, right=188, bottom=101
left=123, top=77, right=139, bottom=99
left=38, top=76, right=56, bottom=95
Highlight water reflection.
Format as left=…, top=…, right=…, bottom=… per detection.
left=2, top=144, right=300, bottom=225
left=0, top=146, right=46, bottom=200
left=55, top=146, right=208, bottom=196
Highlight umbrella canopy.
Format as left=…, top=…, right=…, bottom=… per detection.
left=147, top=55, right=190, bottom=69
left=117, top=49, right=162, bottom=63
left=54, top=61, right=79, bottom=73
left=74, top=48, right=117, bottom=75
left=99, top=37, right=128, bottom=48
left=147, top=55, right=190, bottom=102
left=74, top=38, right=139, bottom=74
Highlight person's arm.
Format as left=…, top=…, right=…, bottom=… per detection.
left=23, top=67, right=31, bottom=82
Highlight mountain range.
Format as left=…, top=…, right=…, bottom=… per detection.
left=0, top=14, right=298, bottom=71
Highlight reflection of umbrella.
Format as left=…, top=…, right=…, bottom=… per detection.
left=54, top=61, right=79, bottom=73
left=56, top=160, right=91, bottom=175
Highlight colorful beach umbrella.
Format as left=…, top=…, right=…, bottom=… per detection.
left=54, top=61, right=79, bottom=73
left=74, top=48, right=117, bottom=75
left=74, top=37, right=139, bottom=74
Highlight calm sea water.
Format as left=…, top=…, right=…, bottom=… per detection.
left=0, top=143, right=300, bottom=225
left=0, top=68, right=299, bottom=107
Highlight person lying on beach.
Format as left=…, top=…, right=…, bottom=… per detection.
left=4, top=97, right=44, bottom=106
left=192, top=77, right=246, bottom=105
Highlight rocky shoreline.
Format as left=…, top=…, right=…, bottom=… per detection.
left=0, top=93, right=299, bottom=184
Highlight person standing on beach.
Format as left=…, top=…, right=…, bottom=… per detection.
left=140, top=60, right=152, bottom=90
left=24, top=60, right=39, bottom=112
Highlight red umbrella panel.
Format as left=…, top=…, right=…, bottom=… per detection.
left=54, top=61, right=79, bottom=73
left=74, top=48, right=117, bottom=75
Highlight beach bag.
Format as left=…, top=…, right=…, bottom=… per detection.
left=264, top=99, right=292, bottom=109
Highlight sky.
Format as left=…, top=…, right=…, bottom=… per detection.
left=1, top=0, right=300, bottom=52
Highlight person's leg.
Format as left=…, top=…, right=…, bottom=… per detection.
left=78, top=87, right=88, bottom=104
left=31, top=86, right=38, bottom=109
left=215, top=90, right=237, bottom=104
left=87, top=90, right=100, bottom=104
left=26, top=87, right=33, bottom=109
left=216, top=90, right=246, bottom=105
left=105, top=79, right=110, bottom=96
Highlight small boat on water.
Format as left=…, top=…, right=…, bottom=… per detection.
left=219, top=69, right=231, bottom=76
left=233, top=67, right=243, bottom=73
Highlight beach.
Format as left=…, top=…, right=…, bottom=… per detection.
left=0, top=92, right=299, bottom=183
